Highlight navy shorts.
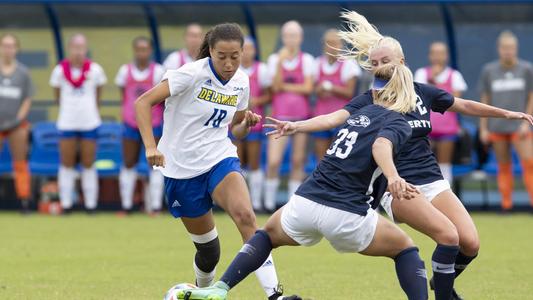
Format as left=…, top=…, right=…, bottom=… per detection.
left=164, top=157, right=243, bottom=218
left=59, top=128, right=98, bottom=140
left=123, top=123, right=163, bottom=142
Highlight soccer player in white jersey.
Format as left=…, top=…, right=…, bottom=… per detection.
left=50, top=34, right=107, bottom=213
left=134, top=23, right=301, bottom=300
left=163, top=23, right=203, bottom=70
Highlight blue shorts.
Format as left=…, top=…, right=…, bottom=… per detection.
left=164, top=157, right=243, bottom=218
left=430, top=134, right=459, bottom=142
left=312, top=127, right=341, bottom=139
left=245, top=131, right=263, bottom=142
left=59, top=128, right=98, bottom=140
left=123, top=123, right=163, bottom=141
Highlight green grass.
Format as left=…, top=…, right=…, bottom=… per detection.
left=1, top=212, right=532, bottom=300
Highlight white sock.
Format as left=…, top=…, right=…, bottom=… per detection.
left=248, top=169, right=264, bottom=210
left=149, top=169, right=164, bottom=211
left=119, top=167, right=136, bottom=210
left=58, top=166, right=76, bottom=209
left=193, top=260, right=216, bottom=288
left=439, top=163, right=453, bottom=185
left=81, top=166, right=98, bottom=210
left=264, top=178, right=279, bottom=211
left=288, top=179, right=301, bottom=198
left=254, top=254, right=279, bottom=297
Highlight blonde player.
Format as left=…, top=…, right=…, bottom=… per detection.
left=163, top=23, right=203, bottom=70
left=115, top=36, right=165, bottom=215
left=50, top=34, right=107, bottom=213
left=135, top=23, right=300, bottom=300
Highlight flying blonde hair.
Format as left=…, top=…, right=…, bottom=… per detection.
left=338, top=11, right=405, bottom=71
left=373, top=64, right=417, bottom=114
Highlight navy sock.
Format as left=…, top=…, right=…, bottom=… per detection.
left=432, top=244, right=460, bottom=300
left=455, top=252, right=477, bottom=278
left=394, top=247, right=428, bottom=300
left=220, top=230, right=273, bottom=289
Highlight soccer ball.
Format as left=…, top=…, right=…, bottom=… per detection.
left=163, top=283, right=198, bottom=300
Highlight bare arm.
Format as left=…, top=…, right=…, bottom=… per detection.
left=53, top=87, right=60, bottom=105
left=231, top=110, right=261, bottom=140
left=16, top=97, right=32, bottom=121
left=96, top=86, right=103, bottom=108
left=271, top=59, right=285, bottom=93
left=134, top=80, right=170, bottom=166
left=448, top=96, right=533, bottom=123
left=264, top=109, right=350, bottom=138
left=251, top=88, right=271, bottom=107
left=280, top=75, right=314, bottom=96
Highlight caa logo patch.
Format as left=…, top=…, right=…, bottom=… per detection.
left=233, top=86, right=244, bottom=92
left=347, top=115, right=371, bottom=128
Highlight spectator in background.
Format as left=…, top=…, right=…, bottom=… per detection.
left=0, top=33, right=34, bottom=213
left=312, top=29, right=360, bottom=160
left=50, top=34, right=107, bottom=213
left=235, top=37, right=271, bottom=211
left=115, top=36, right=165, bottom=215
left=265, top=20, right=314, bottom=212
left=479, top=31, right=533, bottom=212
left=414, top=42, right=468, bottom=185
left=163, top=23, right=203, bottom=70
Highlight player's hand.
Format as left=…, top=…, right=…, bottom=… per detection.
left=518, top=121, right=532, bottom=138
left=479, top=127, right=490, bottom=145
left=146, top=147, right=165, bottom=168
left=243, top=110, right=262, bottom=128
left=264, top=117, right=298, bottom=139
left=505, top=111, right=533, bottom=125
left=387, top=176, right=419, bottom=201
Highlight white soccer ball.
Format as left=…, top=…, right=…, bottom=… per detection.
left=163, top=283, right=198, bottom=300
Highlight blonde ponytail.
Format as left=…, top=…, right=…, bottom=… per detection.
left=373, top=64, right=417, bottom=114
left=338, top=11, right=405, bottom=71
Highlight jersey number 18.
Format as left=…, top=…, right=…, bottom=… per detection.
left=204, top=108, right=227, bottom=128
left=326, top=128, right=359, bottom=159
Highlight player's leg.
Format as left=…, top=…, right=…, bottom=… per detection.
left=288, top=133, right=307, bottom=197
left=58, top=134, right=78, bottom=211
left=119, top=136, right=140, bottom=213
left=435, top=139, right=455, bottom=185
left=246, top=138, right=263, bottom=211
left=80, top=133, right=98, bottom=211
left=7, top=123, right=31, bottom=210
left=360, top=214, right=428, bottom=300
left=148, top=134, right=164, bottom=213
left=511, top=133, right=533, bottom=208
left=265, top=136, right=288, bottom=212
left=391, top=192, right=459, bottom=300
left=491, top=136, right=513, bottom=211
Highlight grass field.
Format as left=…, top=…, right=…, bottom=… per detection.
left=1, top=212, right=532, bottom=300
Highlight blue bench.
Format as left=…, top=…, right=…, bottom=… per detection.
left=0, top=141, right=12, bottom=174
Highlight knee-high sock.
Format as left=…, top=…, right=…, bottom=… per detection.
left=220, top=230, right=273, bottom=289
left=119, top=167, right=136, bottom=210
left=497, top=162, right=513, bottom=210
left=521, top=159, right=533, bottom=206
left=81, top=166, right=98, bottom=210
left=394, top=247, right=428, bottom=300
left=13, top=160, right=31, bottom=200
left=190, top=228, right=220, bottom=288
left=288, top=180, right=301, bottom=198
left=264, top=178, right=279, bottom=211
left=248, top=169, right=264, bottom=210
left=432, top=244, right=459, bottom=300
left=149, top=169, right=164, bottom=211
left=455, top=252, right=477, bottom=278
left=439, top=163, right=453, bottom=185
left=254, top=254, right=279, bottom=297
left=58, top=166, right=77, bottom=209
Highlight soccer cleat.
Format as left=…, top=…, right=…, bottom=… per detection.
left=176, top=281, right=228, bottom=300
left=268, top=284, right=302, bottom=300
left=429, top=277, right=464, bottom=300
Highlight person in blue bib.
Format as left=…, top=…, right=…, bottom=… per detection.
left=173, top=63, right=429, bottom=300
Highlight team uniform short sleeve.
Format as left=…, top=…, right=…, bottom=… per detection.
left=414, top=68, right=426, bottom=84
left=478, top=65, right=491, bottom=96
left=163, top=52, right=181, bottom=70
left=451, top=70, right=468, bottom=92
left=22, top=69, right=35, bottom=99
left=343, top=92, right=373, bottom=115
left=237, top=86, right=250, bottom=111
left=258, top=63, right=272, bottom=88
left=49, top=65, right=62, bottom=88
left=153, top=64, right=166, bottom=85
left=114, top=64, right=128, bottom=87
left=377, top=114, right=412, bottom=154
left=526, top=63, right=533, bottom=93
left=91, top=63, right=107, bottom=86
left=302, top=53, right=315, bottom=77
left=164, top=64, right=196, bottom=97
left=419, top=83, right=455, bottom=113
left=341, top=60, right=362, bottom=82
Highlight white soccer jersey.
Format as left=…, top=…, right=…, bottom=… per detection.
left=49, top=62, right=107, bottom=131
left=163, top=50, right=194, bottom=70
left=158, top=57, right=249, bottom=179
left=240, top=62, right=271, bottom=89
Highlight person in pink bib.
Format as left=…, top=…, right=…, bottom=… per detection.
left=115, top=36, right=165, bottom=215
left=234, top=37, right=271, bottom=211
left=50, top=33, right=107, bottom=213
left=414, top=42, right=467, bottom=185
left=163, top=23, right=203, bottom=70
left=265, top=21, right=314, bottom=212
left=313, top=29, right=360, bottom=160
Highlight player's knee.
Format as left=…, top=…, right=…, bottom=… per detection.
left=192, top=230, right=221, bottom=273
left=460, top=234, right=480, bottom=256
left=435, top=225, right=459, bottom=246
left=232, top=208, right=257, bottom=230
left=267, top=160, right=281, bottom=174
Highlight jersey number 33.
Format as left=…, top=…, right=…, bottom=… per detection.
left=326, top=128, right=359, bottom=159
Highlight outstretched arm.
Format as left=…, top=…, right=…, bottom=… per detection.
left=448, top=97, right=533, bottom=125
left=264, top=109, right=350, bottom=139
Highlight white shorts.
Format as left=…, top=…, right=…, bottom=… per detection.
left=381, top=179, right=451, bottom=222
left=280, top=195, right=378, bottom=253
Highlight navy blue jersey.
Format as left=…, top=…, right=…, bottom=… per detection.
left=344, top=82, right=454, bottom=185
left=296, top=104, right=412, bottom=216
